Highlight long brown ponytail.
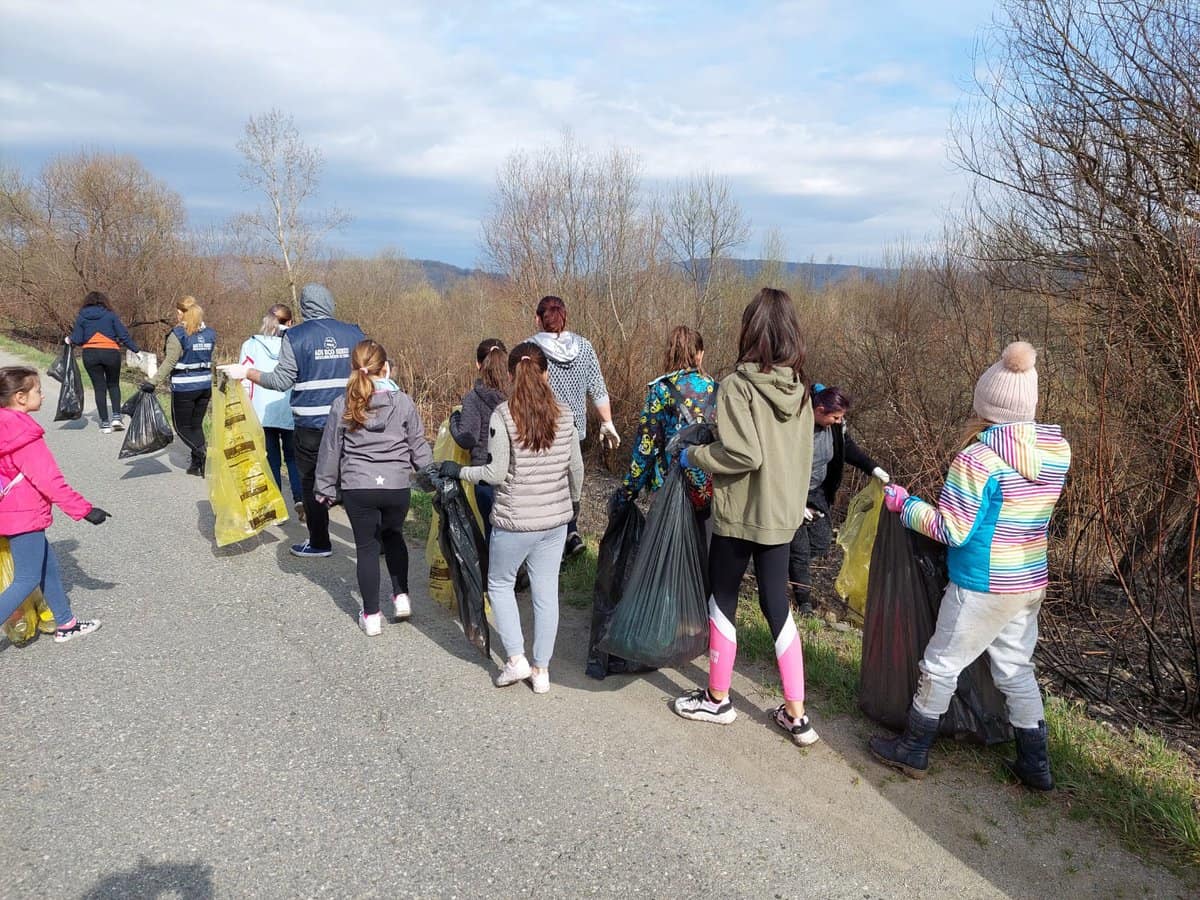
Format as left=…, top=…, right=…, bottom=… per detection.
left=507, top=342, right=559, bottom=452
left=343, top=339, right=388, bottom=431
left=476, top=338, right=509, bottom=394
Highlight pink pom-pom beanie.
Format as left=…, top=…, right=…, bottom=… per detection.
left=973, top=341, right=1038, bottom=423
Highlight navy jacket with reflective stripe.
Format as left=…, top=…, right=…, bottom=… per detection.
left=286, top=318, right=365, bottom=429
left=170, top=325, right=216, bottom=393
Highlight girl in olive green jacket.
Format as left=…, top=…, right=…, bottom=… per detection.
left=672, top=288, right=819, bottom=747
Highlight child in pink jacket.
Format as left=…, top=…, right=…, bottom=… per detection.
left=1, top=367, right=110, bottom=642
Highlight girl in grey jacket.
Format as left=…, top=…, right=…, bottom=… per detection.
left=441, top=341, right=583, bottom=694
left=315, top=340, right=433, bottom=636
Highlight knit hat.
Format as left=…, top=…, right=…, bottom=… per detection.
left=973, top=341, right=1038, bottom=423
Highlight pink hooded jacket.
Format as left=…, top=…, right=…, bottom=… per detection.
left=0, top=408, right=92, bottom=535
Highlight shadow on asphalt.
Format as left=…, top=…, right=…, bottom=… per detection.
left=119, top=455, right=173, bottom=479
left=54, top=539, right=117, bottom=592
left=80, top=857, right=214, bottom=899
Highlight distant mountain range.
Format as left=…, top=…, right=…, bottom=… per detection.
left=412, top=258, right=894, bottom=292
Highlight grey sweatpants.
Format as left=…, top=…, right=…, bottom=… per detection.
left=913, top=582, right=1046, bottom=728
left=487, top=524, right=568, bottom=667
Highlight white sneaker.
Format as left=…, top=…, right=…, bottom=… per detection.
left=672, top=688, right=737, bottom=724
left=100, top=422, right=112, bottom=434
left=530, top=667, right=550, bottom=694
left=358, top=612, right=382, bottom=636
left=110, top=416, right=125, bottom=431
left=391, top=593, right=411, bottom=620
left=494, top=655, right=532, bottom=687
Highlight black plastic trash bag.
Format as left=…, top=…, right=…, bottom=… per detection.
left=586, top=497, right=646, bottom=679
left=859, top=508, right=1014, bottom=745
left=53, top=346, right=84, bottom=421
left=431, top=471, right=490, bottom=658
left=117, top=391, right=175, bottom=459
left=47, top=343, right=69, bottom=383
left=599, top=464, right=708, bottom=669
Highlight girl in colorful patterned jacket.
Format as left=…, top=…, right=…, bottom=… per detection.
left=870, top=341, right=1070, bottom=791
left=0, top=367, right=110, bottom=643
left=610, top=325, right=716, bottom=518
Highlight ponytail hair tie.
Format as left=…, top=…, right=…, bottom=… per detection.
left=359, top=367, right=370, bottom=375
left=520, top=355, right=531, bottom=361
left=488, top=345, right=502, bottom=355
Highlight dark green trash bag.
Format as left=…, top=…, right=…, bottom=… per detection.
left=599, top=464, right=707, bottom=669
left=586, top=496, right=645, bottom=679
left=53, top=345, right=84, bottom=421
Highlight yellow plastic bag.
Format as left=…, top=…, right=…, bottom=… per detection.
left=207, top=374, right=289, bottom=547
left=1, top=536, right=54, bottom=645
left=834, top=479, right=885, bottom=622
left=426, top=413, right=477, bottom=610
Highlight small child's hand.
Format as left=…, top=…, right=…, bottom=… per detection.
left=84, top=507, right=111, bottom=525
left=883, top=485, right=909, bottom=513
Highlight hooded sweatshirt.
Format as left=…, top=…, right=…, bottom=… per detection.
left=450, top=380, right=507, bottom=467
left=314, top=384, right=433, bottom=499
left=0, top=408, right=92, bottom=535
left=529, top=331, right=608, bottom=440
left=238, top=335, right=294, bottom=430
left=70, top=306, right=140, bottom=353
left=689, top=364, right=814, bottom=544
left=901, top=422, right=1071, bottom=593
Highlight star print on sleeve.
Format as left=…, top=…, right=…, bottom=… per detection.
left=375, top=475, right=385, bottom=485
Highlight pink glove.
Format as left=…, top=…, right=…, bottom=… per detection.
left=883, top=484, right=909, bottom=513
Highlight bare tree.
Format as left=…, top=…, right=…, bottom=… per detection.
left=233, top=109, right=348, bottom=306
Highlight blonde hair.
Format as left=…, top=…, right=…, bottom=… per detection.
left=957, top=414, right=995, bottom=451
left=343, top=340, right=388, bottom=431
left=177, top=296, right=204, bottom=336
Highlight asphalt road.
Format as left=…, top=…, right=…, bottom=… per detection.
left=0, top=350, right=1189, bottom=899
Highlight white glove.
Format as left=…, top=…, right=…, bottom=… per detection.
left=803, top=507, right=816, bottom=523
left=64, top=336, right=71, bottom=344
left=872, top=467, right=891, bottom=484
left=598, top=420, right=621, bottom=449
left=219, top=364, right=249, bottom=380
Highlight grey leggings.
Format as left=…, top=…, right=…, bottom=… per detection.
left=487, top=524, right=567, bottom=667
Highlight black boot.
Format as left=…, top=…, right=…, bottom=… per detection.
left=792, top=586, right=813, bottom=617
left=868, top=707, right=940, bottom=779
left=1007, top=721, right=1054, bottom=791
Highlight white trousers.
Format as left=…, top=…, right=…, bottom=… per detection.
left=913, top=582, right=1046, bottom=729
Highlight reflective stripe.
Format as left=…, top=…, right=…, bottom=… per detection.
left=174, top=362, right=211, bottom=370
left=294, top=377, right=350, bottom=391
left=171, top=374, right=212, bottom=386
left=292, top=404, right=333, bottom=417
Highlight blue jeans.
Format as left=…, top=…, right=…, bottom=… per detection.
left=474, top=483, right=495, bottom=540
left=263, top=426, right=302, bottom=502
left=487, top=525, right=566, bottom=667
left=1, top=531, right=73, bottom=625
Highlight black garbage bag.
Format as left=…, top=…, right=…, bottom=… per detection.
left=118, top=391, right=175, bottom=459
left=431, top=471, right=490, bottom=658
left=47, top=343, right=70, bottom=382
left=599, top=464, right=708, bottom=669
left=53, top=346, right=84, bottom=421
left=586, top=497, right=646, bottom=679
left=859, top=508, right=1014, bottom=745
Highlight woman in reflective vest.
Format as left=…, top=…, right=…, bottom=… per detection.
left=142, top=296, right=216, bottom=476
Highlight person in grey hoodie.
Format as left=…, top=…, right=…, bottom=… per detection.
left=449, top=338, right=508, bottom=535
left=529, top=295, right=619, bottom=558
left=219, top=283, right=365, bottom=559
left=314, top=340, right=432, bottom=636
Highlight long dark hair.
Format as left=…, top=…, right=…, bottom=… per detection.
left=507, top=342, right=560, bottom=452
left=664, top=325, right=704, bottom=373
left=81, top=291, right=112, bottom=311
left=476, top=338, right=509, bottom=394
left=0, top=366, right=38, bottom=407
left=736, top=287, right=807, bottom=387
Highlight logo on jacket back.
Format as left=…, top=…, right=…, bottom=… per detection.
left=314, top=336, right=349, bottom=361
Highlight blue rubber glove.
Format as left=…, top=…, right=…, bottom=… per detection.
left=678, top=447, right=690, bottom=470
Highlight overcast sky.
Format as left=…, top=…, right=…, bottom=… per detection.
left=0, top=0, right=997, bottom=268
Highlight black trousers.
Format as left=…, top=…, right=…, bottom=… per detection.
left=170, top=389, right=210, bottom=468
left=82, top=348, right=122, bottom=423
left=293, top=426, right=330, bottom=551
left=343, top=488, right=411, bottom=615
left=788, top=492, right=833, bottom=601
left=710, top=534, right=792, bottom=642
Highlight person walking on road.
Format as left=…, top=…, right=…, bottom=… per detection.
left=671, top=288, right=821, bottom=747
left=314, top=340, right=432, bottom=636
left=440, top=342, right=583, bottom=694
left=68, top=291, right=141, bottom=434
left=142, top=296, right=215, bottom=477
left=219, top=284, right=365, bottom=559
left=449, top=338, right=509, bottom=537
left=528, top=295, right=618, bottom=559
left=238, top=304, right=304, bottom=521
left=788, top=384, right=889, bottom=616
left=0, top=367, right=110, bottom=642
left=871, top=342, right=1070, bottom=791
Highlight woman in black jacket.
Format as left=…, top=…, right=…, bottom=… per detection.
left=789, top=385, right=890, bottom=615
left=68, top=291, right=140, bottom=433
left=449, top=338, right=508, bottom=535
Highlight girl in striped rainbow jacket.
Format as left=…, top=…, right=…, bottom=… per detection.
left=869, top=341, right=1071, bottom=792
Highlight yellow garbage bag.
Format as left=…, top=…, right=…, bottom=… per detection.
left=207, top=374, right=290, bottom=547
left=426, top=412, right=481, bottom=610
left=1, top=536, right=53, bottom=645
left=834, top=479, right=885, bottom=622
